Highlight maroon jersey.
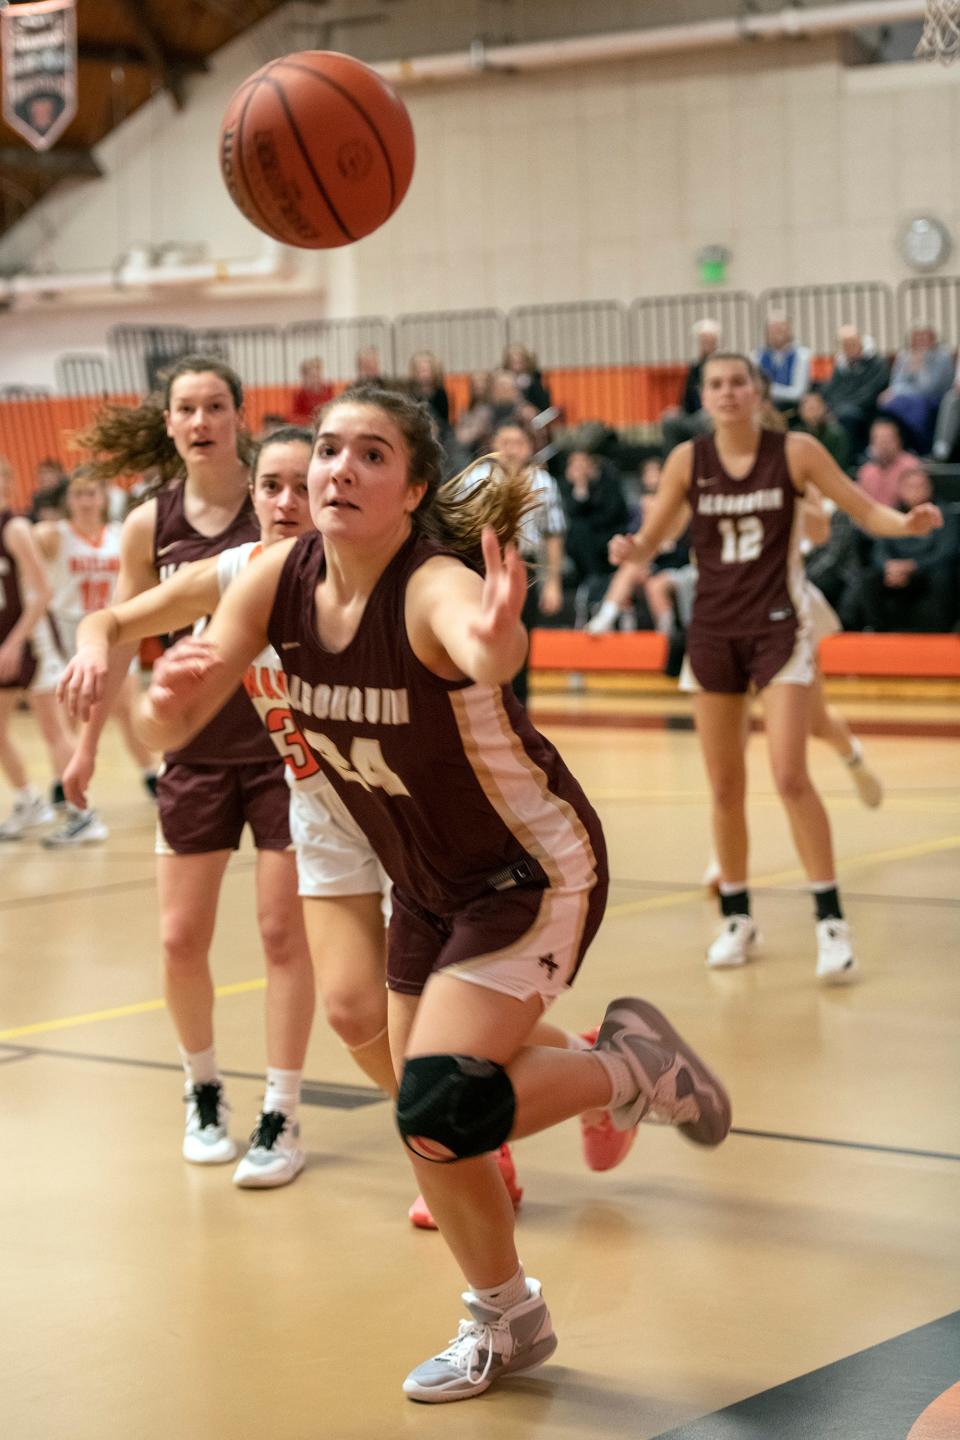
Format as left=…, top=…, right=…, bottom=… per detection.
left=268, top=531, right=606, bottom=919
left=152, top=483, right=275, bottom=765
left=689, top=430, right=806, bottom=638
left=0, top=512, right=24, bottom=642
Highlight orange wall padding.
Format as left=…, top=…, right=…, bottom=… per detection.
left=0, top=355, right=843, bottom=512
left=530, top=629, right=960, bottom=679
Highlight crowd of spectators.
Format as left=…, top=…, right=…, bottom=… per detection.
left=16, top=317, right=959, bottom=642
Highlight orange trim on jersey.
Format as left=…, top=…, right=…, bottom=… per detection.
left=69, top=523, right=107, bottom=549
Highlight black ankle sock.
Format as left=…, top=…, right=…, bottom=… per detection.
left=720, top=889, right=751, bottom=918
left=51, top=779, right=65, bottom=807
left=813, top=886, right=843, bottom=922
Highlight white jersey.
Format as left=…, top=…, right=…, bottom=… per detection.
left=48, top=521, right=123, bottom=654
left=217, top=542, right=388, bottom=906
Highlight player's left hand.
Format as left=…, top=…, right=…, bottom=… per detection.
left=469, top=526, right=528, bottom=647
left=147, top=636, right=223, bottom=715
left=903, top=503, right=943, bottom=536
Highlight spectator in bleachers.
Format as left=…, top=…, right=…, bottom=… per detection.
left=878, top=323, right=954, bottom=454
left=488, top=369, right=523, bottom=431
left=755, top=313, right=811, bottom=415
left=290, top=356, right=334, bottom=425
left=660, top=318, right=720, bottom=454
left=29, top=483, right=67, bottom=523
left=557, top=449, right=629, bottom=595
left=502, top=343, right=552, bottom=413
left=804, top=508, right=868, bottom=616
left=260, top=413, right=290, bottom=436
left=931, top=352, right=960, bottom=462
left=794, top=389, right=850, bottom=471
left=857, top=417, right=918, bottom=507
left=36, top=457, right=66, bottom=491
left=407, top=350, right=450, bottom=428
left=840, top=465, right=958, bottom=632
left=355, top=345, right=385, bottom=387
left=452, top=370, right=496, bottom=460
left=821, top=325, right=888, bottom=456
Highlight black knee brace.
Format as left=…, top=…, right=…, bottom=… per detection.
left=395, top=1054, right=516, bottom=1161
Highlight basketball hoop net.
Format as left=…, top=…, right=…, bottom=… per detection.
left=916, top=0, right=960, bottom=62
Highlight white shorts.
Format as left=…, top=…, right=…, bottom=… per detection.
left=806, top=582, right=841, bottom=648
left=28, top=617, right=65, bottom=693
left=290, top=781, right=391, bottom=916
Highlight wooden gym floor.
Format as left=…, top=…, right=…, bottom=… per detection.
left=1, top=681, right=958, bottom=1440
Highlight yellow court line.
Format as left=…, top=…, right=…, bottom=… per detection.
left=607, top=832, right=960, bottom=919
left=0, top=978, right=265, bottom=1042
left=5, top=834, right=959, bottom=1039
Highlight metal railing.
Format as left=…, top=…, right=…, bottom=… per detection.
left=758, top=282, right=895, bottom=355
left=631, top=291, right=755, bottom=363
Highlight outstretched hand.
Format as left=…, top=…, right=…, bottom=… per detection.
left=58, top=643, right=108, bottom=722
left=468, top=526, right=528, bottom=648
left=903, top=502, right=944, bottom=537
left=147, top=636, right=223, bottom=718
left=609, top=532, right=641, bottom=567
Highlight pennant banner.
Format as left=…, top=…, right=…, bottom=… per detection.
left=1, top=0, right=78, bottom=152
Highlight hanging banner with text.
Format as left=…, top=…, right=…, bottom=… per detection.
left=1, top=0, right=78, bottom=151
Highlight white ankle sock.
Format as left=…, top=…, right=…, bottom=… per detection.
left=590, top=1049, right=637, bottom=1110
left=473, top=1267, right=528, bottom=1312
left=565, top=1031, right=591, bottom=1051
left=594, top=600, right=620, bottom=627
left=263, top=1066, right=302, bottom=1120
left=180, top=1044, right=218, bottom=1087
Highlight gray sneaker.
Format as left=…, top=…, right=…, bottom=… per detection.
left=403, top=1279, right=557, bottom=1403
left=596, top=997, right=732, bottom=1146
left=41, top=809, right=108, bottom=847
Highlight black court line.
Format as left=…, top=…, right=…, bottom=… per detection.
left=0, top=1050, right=30, bottom=1065
left=0, top=1044, right=385, bottom=1109
left=4, top=1043, right=956, bottom=1160
left=731, top=1125, right=960, bottom=1164
left=610, top=876, right=960, bottom=907
left=0, top=859, right=258, bottom=912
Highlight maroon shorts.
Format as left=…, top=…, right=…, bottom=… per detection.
left=156, top=759, right=291, bottom=855
left=386, top=867, right=608, bottom=999
left=0, top=642, right=36, bottom=691
left=686, top=626, right=798, bottom=695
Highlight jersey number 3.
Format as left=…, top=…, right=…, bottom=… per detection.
left=718, top=515, right=763, bottom=564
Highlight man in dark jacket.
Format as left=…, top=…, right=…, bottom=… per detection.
left=558, top=450, right=629, bottom=588
left=660, top=318, right=720, bottom=454
left=841, top=466, right=958, bottom=631
left=822, top=325, right=889, bottom=457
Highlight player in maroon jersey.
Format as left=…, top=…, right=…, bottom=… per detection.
left=62, top=359, right=314, bottom=1184
left=611, top=353, right=942, bottom=982
left=0, top=456, right=76, bottom=840
left=130, top=384, right=732, bottom=1403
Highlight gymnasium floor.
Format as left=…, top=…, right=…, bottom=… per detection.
left=2, top=680, right=958, bottom=1440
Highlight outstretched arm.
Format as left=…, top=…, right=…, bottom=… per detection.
left=134, top=542, right=291, bottom=752
left=608, top=443, right=694, bottom=568
left=787, top=432, right=943, bottom=539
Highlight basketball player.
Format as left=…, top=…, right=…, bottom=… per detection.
left=62, top=427, right=627, bottom=1213
left=62, top=359, right=315, bottom=1186
left=0, top=457, right=77, bottom=841
left=610, top=353, right=941, bottom=981
left=33, top=466, right=157, bottom=845
left=130, top=384, right=732, bottom=1402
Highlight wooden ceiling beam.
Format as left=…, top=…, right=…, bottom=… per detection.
left=0, top=148, right=103, bottom=179
left=114, top=2, right=191, bottom=109
left=78, top=42, right=208, bottom=76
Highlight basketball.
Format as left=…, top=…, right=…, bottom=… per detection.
left=219, top=50, right=415, bottom=249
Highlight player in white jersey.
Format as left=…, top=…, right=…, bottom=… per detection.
left=34, top=468, right=157, bottom=844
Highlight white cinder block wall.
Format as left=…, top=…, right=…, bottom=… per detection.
left=0, top=14, right=954, bottom=386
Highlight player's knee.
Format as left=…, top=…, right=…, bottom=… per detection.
left=395, top=1054, right=515, bottom=1162
left=161, top=922, right=208, bottom=977
left=323, top=988, right=385, bottom=1049
left=772, top=764, right=811, bottom=803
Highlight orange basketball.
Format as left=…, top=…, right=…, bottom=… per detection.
left=219, top=50, right=415, bottom=249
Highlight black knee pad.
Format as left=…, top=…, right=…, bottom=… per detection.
left=396, top=1054, right=516, bottom=1162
